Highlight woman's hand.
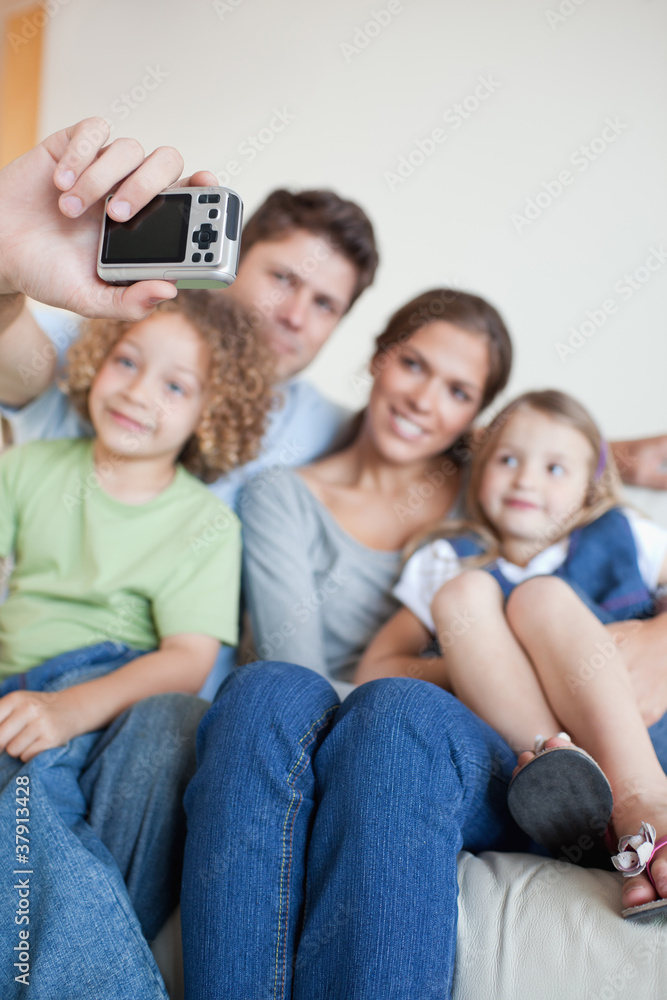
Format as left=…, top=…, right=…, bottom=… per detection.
left=0, top=117, right=218, bottom=320
left=0, top=688, right=90, bottom=762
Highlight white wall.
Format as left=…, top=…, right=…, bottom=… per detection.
left=35, top=0, right=667, bottom=437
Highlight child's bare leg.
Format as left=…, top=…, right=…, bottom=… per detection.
left=430, top=570, right=560, bottom=754
left=507, top=576, right=667, bottom=908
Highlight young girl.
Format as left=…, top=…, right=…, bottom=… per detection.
left=0, top=290, right=272, bottom=793
left=356, top=389, right=667, bottom=918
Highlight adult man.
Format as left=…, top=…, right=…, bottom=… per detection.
left=1, top=118, right=666, bottom=998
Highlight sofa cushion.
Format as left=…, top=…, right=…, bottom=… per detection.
left=454, top=850, right=667, bottom=999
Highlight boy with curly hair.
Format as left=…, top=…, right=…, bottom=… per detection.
left=0, top=289, right=272, bottom=762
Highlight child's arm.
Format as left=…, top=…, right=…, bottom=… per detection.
left=355, top=606, right=451, bottom=687
left=0, top=633, right=219, bottom=762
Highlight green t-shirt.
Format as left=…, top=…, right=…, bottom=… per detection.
left=0, top=439, right=241, bottom=677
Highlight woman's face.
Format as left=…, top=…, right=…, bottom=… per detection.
left=367, top=320, right=490, bottom=464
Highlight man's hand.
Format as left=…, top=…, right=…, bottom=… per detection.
left=0, top=117, right=218, bottom=321
left=0, top=688, right=89, bottom=762
left=609, top=614, right=667, bottom=727
left=611, top=436, right=667, bottom=491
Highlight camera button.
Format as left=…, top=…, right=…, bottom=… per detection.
left=225, top=194, right=241, bottom=239
left=205, top=253, right=214, bottom=262
left=192, top=253, right=202, bottom=262
left=208, top=209, right=219, bottom=219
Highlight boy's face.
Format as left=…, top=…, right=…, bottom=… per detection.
left=228, top=229, right=359, bottom=381
left=88, top=312, right=209, bottom=466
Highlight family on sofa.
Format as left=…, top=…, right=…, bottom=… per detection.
left=1, top=117, right=667, bottom=999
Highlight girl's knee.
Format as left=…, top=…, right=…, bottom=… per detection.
left=506, top=575, right=575, bottom=630
left=431, top=569, right=502, bottom=617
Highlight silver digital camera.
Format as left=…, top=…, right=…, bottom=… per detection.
left=97, top=186, right=243, bottom=288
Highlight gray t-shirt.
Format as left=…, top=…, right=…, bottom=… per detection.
left=240, top=467, right=466, bottom=686
left=240, top=468, right=403, bottom=684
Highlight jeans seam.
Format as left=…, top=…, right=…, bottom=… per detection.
left=274, top=704, right=338, bottom=1000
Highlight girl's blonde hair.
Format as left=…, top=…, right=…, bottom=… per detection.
left=408, top=389, right=624, bottom=564
left=64, top=291, right=276, bottom=483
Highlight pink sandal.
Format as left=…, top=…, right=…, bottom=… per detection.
left=612, top=822, right=667, bottom=920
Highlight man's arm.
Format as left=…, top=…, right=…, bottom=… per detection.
left=610, top=436, right=667, bottom=491
left=0, top=116, right=217, bottom=406
left=0, top=300, right=56, bottom=406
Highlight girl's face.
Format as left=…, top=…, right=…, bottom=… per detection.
left=366, top=321, right=490, bottom=465
left=88, top=312, right=210, bottom=465
left=478, top=407, right=595, bottom=548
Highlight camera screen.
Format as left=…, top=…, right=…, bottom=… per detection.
left=101, top=193, right=191, bottom=263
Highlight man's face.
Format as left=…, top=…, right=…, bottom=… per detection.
left=228, top=229, right=359, bottom=380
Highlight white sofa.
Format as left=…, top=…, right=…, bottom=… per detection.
left=153, top=485, right=667, bottom=997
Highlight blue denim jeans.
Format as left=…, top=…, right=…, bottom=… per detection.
left=0, top=642, right=209, bottom=1000
left=182, top=660, right=667, bottom=1000
left=181, top=662, right=526, bottom=999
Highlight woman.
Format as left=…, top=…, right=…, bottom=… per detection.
left=181, top=289, right=667, bottom=999
left=237, top=288, right=510, bottom=685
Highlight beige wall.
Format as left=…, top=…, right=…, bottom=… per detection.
left=35, top=0, right=667, bottom=437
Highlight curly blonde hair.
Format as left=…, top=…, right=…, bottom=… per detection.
left=64, top=291, right=276, bottom=482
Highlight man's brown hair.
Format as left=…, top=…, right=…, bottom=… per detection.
left=241, top=189, right=379, bottom=308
